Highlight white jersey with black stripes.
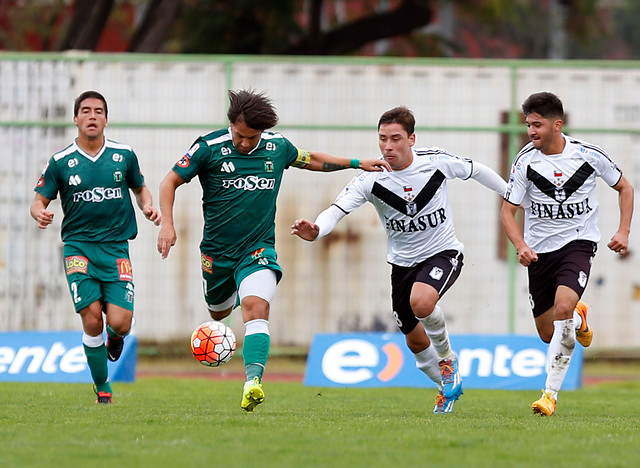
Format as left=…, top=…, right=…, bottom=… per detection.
left=332, top=148, right=473, bottom=267
left=504, top=134, right=623, bottom=253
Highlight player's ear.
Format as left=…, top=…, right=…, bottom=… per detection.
left=408, top=133, right=416, bottom=147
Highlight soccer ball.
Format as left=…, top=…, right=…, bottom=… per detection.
left=190, top=321, right=237, bottom=367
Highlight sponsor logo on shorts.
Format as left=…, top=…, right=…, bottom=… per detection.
left=117, top=259, right=133, bottom=281
left=578, top=271, right=587, bottom=288
left=251, top=248, right=266, bottom=260
left=65, top=256, right=89, bottom=275
left=201, top=253, right=213, bottom=274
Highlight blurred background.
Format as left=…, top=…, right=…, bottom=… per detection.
left=0, top=1, right=638, bottom=355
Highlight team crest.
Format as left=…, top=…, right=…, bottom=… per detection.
left=251, top=248, right=266, bottom=259
left=554, top=188, right=566, bottom=202
left=125, top=283, right=134, bottom=303
left=113, top=171, right=123, bottom=182
left=406, top=202, right=417, bottom=216
left=264, top=160, right=274, bottom=173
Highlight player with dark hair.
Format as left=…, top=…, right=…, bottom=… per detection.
left=30, top=90, right=160, bottom=404
left=501, top=91, right=634, bottom=416
left=292, top=106, right=507, bottom=414
left=157, top=89, right=390, bottom=413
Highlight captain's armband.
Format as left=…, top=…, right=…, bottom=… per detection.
left=291, top=148, right=311, bottom=168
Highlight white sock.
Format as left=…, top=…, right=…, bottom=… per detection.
left=573, top=309, right=583, bottom=330
left=414, top=345, right=442, bottom=387
left=418, top=305, right=453, bottom=359
left=545, top=319, right=575, bottom=399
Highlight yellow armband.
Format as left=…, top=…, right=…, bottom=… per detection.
left=291, top=148, right=311, bottom=168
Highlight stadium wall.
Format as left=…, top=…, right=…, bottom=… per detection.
left=0, top=53, right=638, bottom=349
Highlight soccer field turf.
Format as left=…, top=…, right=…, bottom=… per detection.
left=1, top=377, right=638, bottom=468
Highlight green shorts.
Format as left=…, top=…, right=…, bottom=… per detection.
left=63, top=240, right=135, bottom=313
left=201, top=246, right=282, bottom=308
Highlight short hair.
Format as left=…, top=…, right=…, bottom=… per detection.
left=227, top=89, right=279, bottom=130
left=378, top=106, right=415, bottom=136
left=74, top=90, right=108, bottom=117
left=522, top=92, right=564, bottom=120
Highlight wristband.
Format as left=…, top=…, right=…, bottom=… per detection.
left=350, top=159, right=360, bottom=169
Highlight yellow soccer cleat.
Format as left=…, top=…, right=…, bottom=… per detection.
left=241, top=376, right=265, bottom=413
left=531, top=391, right=556, bottom=416
left=575, top=301, right=593, bottom=347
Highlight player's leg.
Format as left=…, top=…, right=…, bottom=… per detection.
left=411, top=251, right=464, bottom=399
left=78, top=300, right=112, bottom=403
left=237, top=269, right=277, bottom=413
left=102, top=280, right=135, bottom=362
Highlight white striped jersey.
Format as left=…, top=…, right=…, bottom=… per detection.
left=332, top=147, right=473, bottom=267
left=504, top=134, right=622, bottom=253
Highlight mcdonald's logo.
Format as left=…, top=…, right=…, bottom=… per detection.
left=117, top=258, right=133, bottom=281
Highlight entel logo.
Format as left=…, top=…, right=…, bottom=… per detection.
left=321, top=340, right=546, bottom=384
left=322, top=339, right=404, bottom=384
left=0, top=343, right=86, bottom=374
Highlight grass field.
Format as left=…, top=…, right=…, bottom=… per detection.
left=1, top=363, right=639, bottom=468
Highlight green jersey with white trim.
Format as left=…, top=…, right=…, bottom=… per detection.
left=173, top=128, right=309, bottom=260
left=35, top=138, right=145, bottom=242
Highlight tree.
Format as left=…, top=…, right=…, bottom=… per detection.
left=56, top=0, right=115, bottom=51
left=127, top=0, right=182, bottom=53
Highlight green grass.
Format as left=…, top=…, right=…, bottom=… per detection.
left=1, top=378, right=639, bottom=468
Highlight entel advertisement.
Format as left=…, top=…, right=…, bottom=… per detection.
left=0, top=331, right=136, bottom=383
left=304, top=333, right=583, bottom=390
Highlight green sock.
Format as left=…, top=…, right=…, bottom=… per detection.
left=243, top=333, right=270, bottom=381
left=83, top=343, right=111, bottom=394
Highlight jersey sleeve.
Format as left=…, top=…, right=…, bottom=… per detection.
left=332, top=172, right=373, bottom=213
left=504, top=160, right=527, bottom=205
left=34, top=157, right=59, bottom=200
left=172, top=141, right=206, bottom=183
left=592, top=150, right=623, bottom=187
left=126, top=150, right=145, bottom=189
left=436, top=152, right=474, bottom=180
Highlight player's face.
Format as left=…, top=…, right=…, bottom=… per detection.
left=378, top=123, right=415, bottom=170
left=525, top=112, right=563, bottom=154
left=73, top=98, right=107, bottom=140
left=230, top=120, right=262, bottom=154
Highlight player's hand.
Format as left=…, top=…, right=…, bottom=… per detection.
left=359, top=158, right=392, bottom=172
left=607, top=231, right=629, bottom=256
left=291, top=219, right=319, bottom=241
left=35, top=209, right=54, bottom=229
left=143, top=205, right=161, bottom=226
left=157, top=224, right=177, bottom=259
left=516, top=244, right=538, bottom=267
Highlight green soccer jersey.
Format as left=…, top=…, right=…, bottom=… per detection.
left=173, top=128, right=310, bottom=260
left=35, top=138, right=145, bottom=242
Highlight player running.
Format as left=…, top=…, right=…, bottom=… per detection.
left=292, top=106, right=507, bottom=413
left=157, top=89, right=390, bottom=413
left=501, top=92, right=634, bottom=416
left=30, top=91, right=160, bottom=404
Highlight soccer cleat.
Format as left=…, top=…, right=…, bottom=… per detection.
left=433, top=388, right=462, bottom=414
left=95, top=391, right=113, bottom=404
left=241, top=376, right=265, bottom=413
left=531, top=391, right=556, bottom=416
left=574, top=301, right=593, bottom=347
left=107, top=336, right=124, bottom=362
left=439, top=356, right=463, bottom=399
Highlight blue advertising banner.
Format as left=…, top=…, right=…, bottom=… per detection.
left=0, top=331, right=136, bottom=382
left=304, top=333, right=583, bottom=390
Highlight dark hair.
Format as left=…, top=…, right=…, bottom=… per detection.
left=522, top=92, right=564, bottom=120
left=378, top=106, right=415, bottom=135
left=74, top=91, right=108, bottom=117
left=227, top=89, right=278, bottom=130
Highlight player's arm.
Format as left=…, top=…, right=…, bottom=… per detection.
left=157, top=170, right=186, bottom=259
left=607, top=174, right=634, bottom=255
left=30, top=193, right=54, bottom=229
left=469, top=162, right=508, bottom=195
left=132, top=184, right=161, bottom=226
left=291, top=205, right=348, bottom=241
left=300, top=151, right=391, bottom=172
left=500, top=200, right=538, bottom=267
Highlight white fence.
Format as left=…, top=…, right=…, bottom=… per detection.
left=1, top=53, right=638, bottom=349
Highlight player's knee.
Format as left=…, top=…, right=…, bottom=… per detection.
left=410, top=296, right=436, bottom=319
left=209, top=308, right=232, bottom=321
